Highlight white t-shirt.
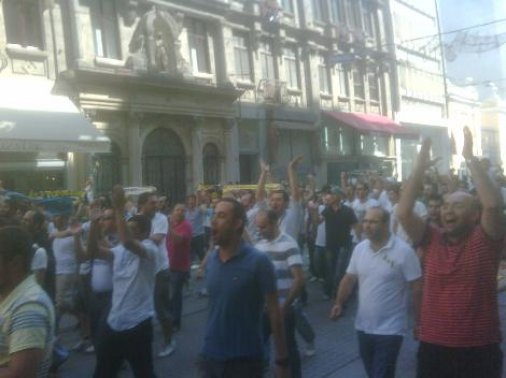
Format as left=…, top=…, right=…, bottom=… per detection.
left=347, top=235, right=422, bottom=335
left=315, top=205, right=326, bottom=247
left=107, top=239, right=157, bottom=331
left=91, top=259, right=113, bottom=293
left=31, top=245, right=48, bottom=271
left=378, top=190, right=392, bottom=213
left=53, top=235, right=77, bottom=275
left=352, top=198, right=380, bottom=224
left=392, top=201, right=427, bottom=244
left=279, top=199, right=303, bottom=240
left=246, top=200, right=268, bottom=244
left=151, top=212, right=169, bottom=273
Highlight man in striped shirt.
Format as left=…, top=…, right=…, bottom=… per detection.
left=255, top=209, right=304, bottom=378
left=397, top=129, right=505, bottom=378
left=0, top=226, right=55, bottom=378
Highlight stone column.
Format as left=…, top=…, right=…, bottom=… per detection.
left=127, top=113, right=142, bottom=186
left=191, top=117, right=204, bottom=190
left=225, top=118, right=240, bottom=183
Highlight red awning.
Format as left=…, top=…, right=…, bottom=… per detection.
left=323, top=111, right=417, bottom=137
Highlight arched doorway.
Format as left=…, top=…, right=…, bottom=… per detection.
left=93, top=143, right=122, bottom=196
left=142, top=128, right=186, bottom=203
left=203, top=143, right=220, bottom=185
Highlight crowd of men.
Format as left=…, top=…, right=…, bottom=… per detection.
left=0, top=128, right=505, bottom=378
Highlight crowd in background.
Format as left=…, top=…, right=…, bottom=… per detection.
left=1, top=128, right=506, bottom=378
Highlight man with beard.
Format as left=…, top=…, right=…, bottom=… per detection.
left=330, top=207, right=421, bottom=378
left=199, top=198, right=288, bottom=378
left=397, top=128, right=505, bottom=378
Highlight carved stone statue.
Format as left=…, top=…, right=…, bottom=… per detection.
left=127, top=5, right=190, bottom=75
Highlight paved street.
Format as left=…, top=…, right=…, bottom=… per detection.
left=58, top=270, right=506, bottom=378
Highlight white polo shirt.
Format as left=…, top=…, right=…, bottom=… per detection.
left=107, top=239, right=158, bottom=331
left=347, top=235, right=422, bottom=336
left=151, top=212, right=169, bottom=273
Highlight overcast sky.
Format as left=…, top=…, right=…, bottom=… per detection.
left=437, top=0, right=506, bottom=97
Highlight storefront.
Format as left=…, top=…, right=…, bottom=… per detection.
left=321, top=111, right=417, bottom=184
left=0, top=77, right=109, bottom=193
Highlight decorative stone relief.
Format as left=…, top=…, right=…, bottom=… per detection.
left=127, top=5, right=191, bottom=76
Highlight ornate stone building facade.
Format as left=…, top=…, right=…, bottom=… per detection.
left=1, top=0, right=414, bottom=196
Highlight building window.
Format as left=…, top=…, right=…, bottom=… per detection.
left=368, top=72, right=379, bottom=102
left=283, top=46, right=300, bottom=89
left=344, top=0, right=362, bottom=29
left=363, top=6, right=376, bottom=39
left=312, top=0, right=325, bottom=22
left=91, top=0, right=121, bottom=59
left=260, top=40, right=276, bottom=80
left=330, top=0, right=342, bottom=23
left=93, top=143, right=122, bottom=196
left=281, top=0, right=294, bottom=13
left=232, top=32, right=252, bottom=82
left=353, top=68, right=365, bottom=99
left=2, top=0, right=43, bottom=48
left=322, top=126, right=353, bottom=155
left=318, top=54, right=331, bottom=94
left=188, top=19, right=210, bottom=74
left=203, top=143, right=221, bottom=185
left=337, top=66, right=349, bottom=97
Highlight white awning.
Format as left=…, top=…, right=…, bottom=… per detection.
left=0, top=77, right=109, bottom=153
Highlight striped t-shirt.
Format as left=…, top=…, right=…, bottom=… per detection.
left=0, top=275, right=55, bottom=377
left=419, top=225, right=502, bottom=347
left=256, top=232, right=303, bottom=304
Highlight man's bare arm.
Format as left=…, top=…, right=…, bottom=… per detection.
left=0, top=348, right=44, bottom=378
left=462, top=127, right=505, bottom=240
left=397, top=139, right=433, bottom=246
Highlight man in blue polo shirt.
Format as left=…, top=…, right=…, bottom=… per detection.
left=199, top=198, right=289, bottom=378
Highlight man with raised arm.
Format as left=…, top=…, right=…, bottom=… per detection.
left=396, top=128, right=505, bottom=378
left=92, top=186, right=157, bottom=378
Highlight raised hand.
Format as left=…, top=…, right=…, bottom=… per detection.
left=289, top=155, right=303, bottom=168
left=260, top=159, right=270, bottom=174
left=111, top=185, right=126, bottom=210
left=462, top=126, right=474, bottom=160
left=416, top=138, right=440, bottom=171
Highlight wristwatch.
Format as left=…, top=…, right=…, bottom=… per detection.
left=275, top=357, right=290, bottom=366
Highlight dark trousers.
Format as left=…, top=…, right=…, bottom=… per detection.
left=191, top=234, right=206, bottom=262
left=324, top=246, right=352, bottom=297
left=263, top=306, right=301, bottom=378
left=357, top=331, right=403, bottom=378
left=169, top=270, right=189, bottom=329
left=89, top=291, right=112, bottom=348
left=198, top=357, right=264, bottom=378
left=293, top=300, right=315, bottom=344
left=417, top=341, right=503, bottom=378
left=93, top=318, right=156, bottom=378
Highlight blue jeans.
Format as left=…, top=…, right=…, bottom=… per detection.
left=357, top=331, right=403, bottom=378
left=169, top=271, right=189, bottom=329
left=293, top=300, right=315, bottom=344
left=263, top=306, right=301, bottom=378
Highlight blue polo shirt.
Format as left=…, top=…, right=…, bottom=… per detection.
left=201, top=243, right=277, bottom=361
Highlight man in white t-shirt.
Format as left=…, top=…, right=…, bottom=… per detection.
left=138, top=191, right=174, bottom=358
left=92, top=186, right=157, bottom=378
left=330, top=207, right=422, bottom=378
left=51, top=214, right=79, bottom=332
left=351, top=182, right=380, bottom=242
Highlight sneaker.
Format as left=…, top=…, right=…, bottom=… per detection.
left=84, top=344, right=95, bottom=354
left=158, top=339, right=176, bottom=358
left=304, top=342, right=316, bottom=357
left=309, top=276, right=318, bottom=282
left=70, top=340, right=85, bottom=351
